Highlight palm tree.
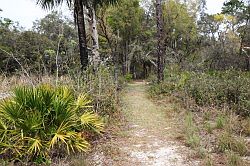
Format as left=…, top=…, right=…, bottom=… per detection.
left=35, top=0, right=118, bottom=70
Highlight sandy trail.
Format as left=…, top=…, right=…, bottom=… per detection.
left=89, top=82, right=199, bottom=166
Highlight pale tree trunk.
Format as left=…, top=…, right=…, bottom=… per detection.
left=88, top=7, right=100, bottom=69
left=156, top=0, right=164, bottom=83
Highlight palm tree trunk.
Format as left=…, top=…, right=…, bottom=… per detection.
left=89, top=7, right=100, bottom=69
left=156, top=0, right=164, bottom=83
left=75, top=0, right=88, bottom=70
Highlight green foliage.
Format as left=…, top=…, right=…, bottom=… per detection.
left=0, top=85, right=104, bottom=162
left=0, top=11, right=79, bottom=74
left=124, top=73, right=133, bottom=82
left=150, top=67, right=250, bottom=116
left=216, top=115, right=226, bottom=129
left=162, top=0, right=197, bottom=55
left=107, top=0, right=143, bottom=42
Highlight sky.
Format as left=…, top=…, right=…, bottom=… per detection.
left=0, top=0, right=226, bottom=29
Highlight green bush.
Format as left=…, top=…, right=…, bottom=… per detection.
left=149, top=68, right=250, bottom=116
left=124, top=73, right=133, bottom=82
left=0, top=85, right=104, bottom=163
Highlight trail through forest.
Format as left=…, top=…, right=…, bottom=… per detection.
left=89, top=82, right=199, bottom=166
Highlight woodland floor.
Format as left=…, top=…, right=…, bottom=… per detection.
left=85, top=81, right=200, bottom=166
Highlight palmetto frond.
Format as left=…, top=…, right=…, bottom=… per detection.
left=80, top=111, right=104, bottom=133
left=26, top=137, right=43, bottom=155
left=75, top=94, right=92, bottom=110
left=0, top=85, right=104, bottom=161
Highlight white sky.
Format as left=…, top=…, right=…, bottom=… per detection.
left=0, top=0, right=226, bottom=29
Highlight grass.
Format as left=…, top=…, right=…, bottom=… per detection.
left=184, top=112, right=201, bottom=149
left=204, top=121, right=213, bottom=134
left=226, top=151, right=245, bottom=166
left=216, top=114, right=226, bottom=129
left=240, top=117, right=250, bottom=136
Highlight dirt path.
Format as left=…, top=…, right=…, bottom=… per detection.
left=89, top=82, right=199, bottom=166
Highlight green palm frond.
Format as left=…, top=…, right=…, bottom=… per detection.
left=0, top=99, right=22, bottom=122
left=0, top=84, right=104, bottom=161
left=70, top=134, right=90, bottom=152
left=75, top=94, right=92, bottom=110
left=26, top=137, right=43, bottom=155
left=80, top=111, right=104, bottom=134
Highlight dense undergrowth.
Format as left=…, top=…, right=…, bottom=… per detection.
left=149, top=67, right=250, bottom=116
left=0, top=66, right=121, bottom=165
left=149, top=66, right=250, bottom=165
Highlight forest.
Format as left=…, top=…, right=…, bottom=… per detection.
left=0, top=0, right=249, bottom=165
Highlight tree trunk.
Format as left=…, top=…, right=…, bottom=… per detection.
left=75, top=0, right=88, bottom=70
left=88, top=7, right=100, bottom=69
left=156, top=0, right=164, bottom=83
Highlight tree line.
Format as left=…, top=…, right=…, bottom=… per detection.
left=0, top=0, right=249, bottom=82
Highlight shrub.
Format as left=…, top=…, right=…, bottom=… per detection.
left=124, top=73, right=133, bottom=82
left=149, top=68, right=250, bottom=116
left=185, top=71, right=250, bottom=116
left=0, top=85, right=104, bottom=163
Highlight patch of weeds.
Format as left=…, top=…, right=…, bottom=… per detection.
left=217, top=132, right=232, bottom=152
left=240, top=117, right=250, bottom=136
left=232, top=138, right=248, bottom=156
left=196, top=147, right=207, bottom=159
left=226, top=151, right=245, bottom=166
left=186, top=133, right=201, bottom=148
left=225, top=112, right=241, bottom=133
left=184, top=112, right=201, bottom=148
left=218, top=132, right=248, bottom=156
left=185, top=111, right=195, bottom=129
left=204, top=121, right=213, bottom=134
left=216, top=114, right=226, bottom=129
